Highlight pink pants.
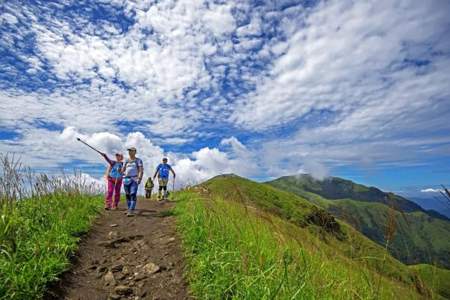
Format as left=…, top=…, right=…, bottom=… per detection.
left=105, top=177, right=122, bottom=208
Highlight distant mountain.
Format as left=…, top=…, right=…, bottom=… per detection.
left=409, top=196, right=450, bottom=219
left=267, top=174, right=450, bottom=268
left=268, top=174, right=448, bottom=220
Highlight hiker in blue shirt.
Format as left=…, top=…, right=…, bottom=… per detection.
left=121, top=147, right=143, bottom=216
left=153, top=157, right=176, bottom=201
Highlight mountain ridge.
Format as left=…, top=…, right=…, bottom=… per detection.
left=269, top=174, right=448, bottom=220
left=266, top=174, right=450, bottom=268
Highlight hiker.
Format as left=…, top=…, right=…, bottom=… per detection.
left=101, top=152, right=124, bottom=210
left=153, top=157, right=176, bottom=201
left=122, top=147, right=143, bottom=216
left=145, top=177, right=154, bottom=199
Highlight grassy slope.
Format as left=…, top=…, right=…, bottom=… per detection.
left=175, top=190, right=426, bottom=299
left=203, top=174, right=318, bottom=226
left=328, top=200, right=450, bottom=266
left=200, top=176, right=420, bottom=280
left=409, top=265, right=450, bottom=300
left=173, top=174, right=446, bottom=299
left=267, top=179, right=450, bottom=268
left=0, top=194, right=103, bottom=299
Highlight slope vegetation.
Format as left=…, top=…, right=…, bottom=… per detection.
left=409, top=264, right=450, bottom=300
left=0, top=191, right=102, bottom=299
left=268, top=175, right=443, bottom=215
left=173, top=174, right=446, bottom=299
left=268, top=175, right=450, bottom=268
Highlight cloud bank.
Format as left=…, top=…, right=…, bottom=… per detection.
left=421, top=188, right=443, bottom=193
left=1, top=0, right=449, bottom=192
left=58, top=127, right=257, bottom=188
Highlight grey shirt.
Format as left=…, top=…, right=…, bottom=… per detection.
left=123, top=158, right=143, bottom=178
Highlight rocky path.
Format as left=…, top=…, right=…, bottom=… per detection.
left=46, top=198, right=190, bottom=300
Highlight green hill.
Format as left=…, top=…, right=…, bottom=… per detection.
left=409, top=264, right=450, bottom=299
left=267, top=175, right=450, bottom=268
left=174, top=174, right=448, bottom=299
left=268, top=175, right=436, bottom=214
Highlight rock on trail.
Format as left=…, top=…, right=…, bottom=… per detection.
left=45, top=198, right=190, bottom=300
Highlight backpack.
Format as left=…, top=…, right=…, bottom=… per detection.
left=145, top=178, right=154, bottom=189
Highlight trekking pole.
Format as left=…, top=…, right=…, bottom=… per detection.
left=76, top=137, right=103, bottom=155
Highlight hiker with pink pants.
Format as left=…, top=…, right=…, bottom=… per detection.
left=101, top=152, right=124, bottom=210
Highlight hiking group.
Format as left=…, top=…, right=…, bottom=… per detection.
left=101, top=147, right=176, bottom=216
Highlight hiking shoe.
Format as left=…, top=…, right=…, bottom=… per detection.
left=104, top=207, right=111, bottom=210
left=127, top=211, right=134, bottom=217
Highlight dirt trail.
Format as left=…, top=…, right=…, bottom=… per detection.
left=46, top=198, right=190, bottom=300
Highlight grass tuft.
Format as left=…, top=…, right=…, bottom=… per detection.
left=0, top=154, right=103, bottom=299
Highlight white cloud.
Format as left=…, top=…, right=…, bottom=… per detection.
left=58, top=128, right=167, bottom=180
left=421, top=188, right=443, bottom=193
left=236, top=15, right=262, bottom=37
left=1, top=13, right=18, bottom=25
left=175, top=138, right=258, bottom=187
left=220, top=137, right=248, bottom=158
left=1, top=0, right=450, bottom=184
left=29, top=0, right=236, bottom=99
left=0, top=0, right=243, bottom=143
left=61, top=172, right=106, bottom=193
left=229, top=0, right=450, bottom=169
left=233, top=0, right=450, bottom=131
left=302, top=160, right=329, bottom=180
left=60, top=127, right=124, bottom=154
left=202, top=3, right=236, bottom=36
left=1, top=126, right=255, bottom=189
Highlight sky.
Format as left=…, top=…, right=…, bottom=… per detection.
left=1, top=0, right=450, bottom=201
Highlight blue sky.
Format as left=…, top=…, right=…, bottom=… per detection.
left=1, top=0, right=450, bottom=200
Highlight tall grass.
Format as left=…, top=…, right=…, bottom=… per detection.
left=409, top=264, right=450, bottom=300
left=0, top=154, right=103, bottom=300
left=174, top=191, right=422, bottom=299
left=376, top=195, right=400, bottom=299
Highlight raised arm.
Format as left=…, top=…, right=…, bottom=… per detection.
left=101, top=153, right=114, bottom=166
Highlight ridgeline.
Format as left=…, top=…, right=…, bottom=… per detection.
left=267, top=174, right=450, bottom=268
